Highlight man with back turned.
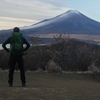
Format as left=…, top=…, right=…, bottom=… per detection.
left=2, top=27, right=30, bottom=87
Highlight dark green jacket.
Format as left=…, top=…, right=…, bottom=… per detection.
left=2, top=37, right=30, bottom=53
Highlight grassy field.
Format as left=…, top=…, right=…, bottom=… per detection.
left=0, top=71, right=100, bottom=100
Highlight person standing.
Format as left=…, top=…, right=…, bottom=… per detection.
left=2, top=27, right=30, bottom=87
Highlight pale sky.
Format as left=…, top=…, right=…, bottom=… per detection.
left=0, top=0, right=100, bottom=30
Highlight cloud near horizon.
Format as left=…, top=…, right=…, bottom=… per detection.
left=0, top=0, right=70, bottom=29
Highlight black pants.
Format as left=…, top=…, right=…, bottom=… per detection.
left=8, top=55, right=26, bottom=84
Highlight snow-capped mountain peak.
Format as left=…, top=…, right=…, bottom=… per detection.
left=21, top=10, right=81, bottom=30
left=54, top=10, right=81, bottom=20
left=1, top=9, right=100, bottom=41
left=21, top=10, right=100, bottom=35
left=67, top=10, right=81, bottom=15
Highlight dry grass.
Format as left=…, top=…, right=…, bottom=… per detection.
left=0, top=71, right=100, bottom=100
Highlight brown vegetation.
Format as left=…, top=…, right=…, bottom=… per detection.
left=0, top=37, right=100, bottom=73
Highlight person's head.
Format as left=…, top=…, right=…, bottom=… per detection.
left=13, top=27, right=20, bottom=32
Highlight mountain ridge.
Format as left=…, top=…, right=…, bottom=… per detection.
left=20, top=10, right=100, bottom=35
left=0, top=10, right=100, bottom=44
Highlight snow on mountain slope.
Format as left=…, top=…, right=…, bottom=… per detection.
left=19, top=9, right=100, bottom=35
left=21, top=10, right=81, bottom=30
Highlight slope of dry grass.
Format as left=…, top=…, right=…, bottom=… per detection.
left=0, top=71, right=100, bottom=100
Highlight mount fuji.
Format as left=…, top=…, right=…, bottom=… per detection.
left=21, top=10, right=100, bottom=35
left=1, top=10, right=100, bottom=43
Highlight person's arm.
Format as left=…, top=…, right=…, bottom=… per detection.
left=2, top=37, right=11, bottom=52
left=23, top=37, right=30, bottom=52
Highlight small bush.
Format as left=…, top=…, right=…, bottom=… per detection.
left=46, top=60, right=62, bottom=73
left=88, top=63, right=100, bottom=74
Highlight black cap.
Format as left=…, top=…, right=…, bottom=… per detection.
left=13, top=27, right=20, bottom=32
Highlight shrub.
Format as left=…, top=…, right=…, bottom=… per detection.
left=46, top=60, right=62, bottom=73
left=88, top=63, right=100, bottom=74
